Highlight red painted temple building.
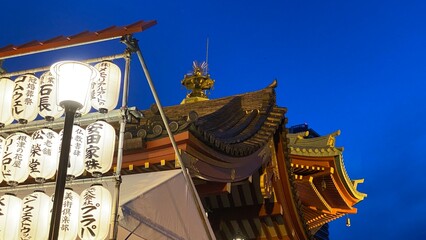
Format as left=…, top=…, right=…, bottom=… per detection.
left=115, top=65, right=367, bottom=239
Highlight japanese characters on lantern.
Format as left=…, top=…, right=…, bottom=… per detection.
left=19, top=191, right=51, bottom=240
left=92, top=61, right=121, bottom=113
left=0, top=77, right=15, bottom=127
left=58, top=188, right=80, bottom=240
left=85, top=121, right=116, bottom=177
left=78, top=184, right=112, bottom=240
left=2, top=132, right=32, bottom=186
left=12, top=74, right=40, bottom=124
left=60, top=125, right=86, bottom=179
left=39, top=71, right=64, bottom=121
left=29, top=128, right=60, bottom=183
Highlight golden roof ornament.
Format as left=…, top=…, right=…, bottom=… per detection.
left=181, top=61, right=214, bottom=104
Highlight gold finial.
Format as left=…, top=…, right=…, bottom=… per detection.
left=181, top=61, right=214, bottom=104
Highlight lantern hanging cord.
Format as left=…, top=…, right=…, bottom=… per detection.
left=124, top=35, right=214, bottom=240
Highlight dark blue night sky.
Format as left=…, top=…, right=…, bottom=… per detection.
left=1, top=1, right=425, bottom=239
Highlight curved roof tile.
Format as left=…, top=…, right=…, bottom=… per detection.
left=190, top=88, right=285, bottom=157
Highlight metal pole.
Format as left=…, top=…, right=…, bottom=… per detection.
left=115, top=51, right=131, bottom=175
left=48, top=105, right=77, bottom=240
left=109, top=51, right=131, bottom=239
left=135, top=47, right=214, bottom=240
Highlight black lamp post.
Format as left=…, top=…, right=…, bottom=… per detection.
left=48, top=61, right=98, bottom=240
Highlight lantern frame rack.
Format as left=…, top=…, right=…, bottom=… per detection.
left=0, top=50, right=132, bottom=239
left=0, top=20, right=214, bottom=239
left=0, top=51, right=130, bottom=188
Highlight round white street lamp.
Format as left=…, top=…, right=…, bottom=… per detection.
left=48, top=60, right=98, bottom=240
left=52, top=61, right=98, bottom=109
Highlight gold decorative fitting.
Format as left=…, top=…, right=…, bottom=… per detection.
left=181, top=61, right=214, bottom=102
left=321, top=177, right=327, bottom=191
left=346, top=217, right=351, bottom=227
left=260, top=165, right=275, bottom=199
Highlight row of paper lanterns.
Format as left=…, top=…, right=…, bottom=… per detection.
left=0, top=61, right=121, bottom=126
left=0, top=120, right=116, bottom=186
left=0, top=184, right=111, bottom=240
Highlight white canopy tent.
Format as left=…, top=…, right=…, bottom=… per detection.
left=116, top=170, right=215, bottom=240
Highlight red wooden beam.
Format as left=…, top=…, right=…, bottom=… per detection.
left=0, top=20, right=157, bottom=60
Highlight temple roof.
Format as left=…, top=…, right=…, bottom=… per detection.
left=134, top=83, right=285, bottom=157
left=287, top=130, right=366, bottom=231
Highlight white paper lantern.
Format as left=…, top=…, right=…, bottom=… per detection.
left=0, top=77, right=15, bottom=127
left=0, top=193, right=22, bottom=240
left=0, top=136, right=5, bottom=184
left=39, top=71, right=64, bottom=121
left=29, top=128, right=60, bottom=182
left=85, top=121, right=116, bottom=177
left=2, top=132, right=31, bottom=185
left=58, top=188, right=80, bottom=240
left=92, top=61, right=121, bottom=113
left=20, top=191, right=51, bottom=240
left=78, top=184, right=112, bottom=240
left=12, top=74, right=40, bottom=124
left=59, top=125, right=86, bottom=179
